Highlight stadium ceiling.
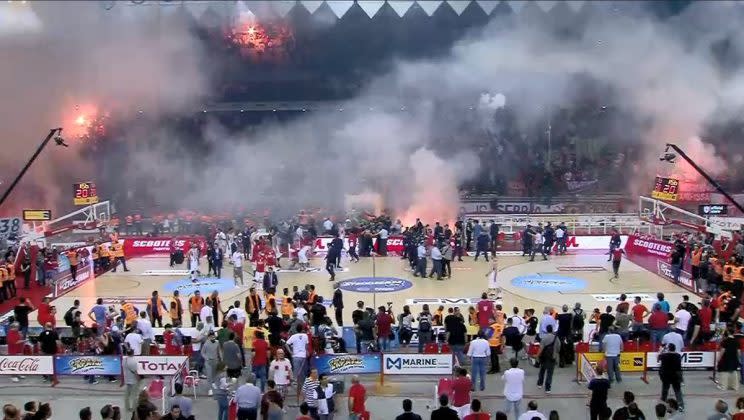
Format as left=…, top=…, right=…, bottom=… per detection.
left=126, top=1, right=589, bottom=19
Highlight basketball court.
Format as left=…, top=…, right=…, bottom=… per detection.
left=34, top=249, right=691, bottom=330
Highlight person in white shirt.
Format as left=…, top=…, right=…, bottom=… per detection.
left=315, top=374, right=336, bottom=418
left=674, top=305, right=691, bottom=336
left=295, top=226, right=304, bottom=242
left=298, top=245, right=312, bottom=271
left=188, top=244, right=200, bottom=282
left=323, top=218, right=333, bottom=234
left=518, top=400, right=547, bottom=420
left=503, top=358, right=525, bottom=419
left=377, top=227, right=389, bottom=256
left=269, top=349, right=293, bottom=396
left=136, top=312, right=154, bottom=355
left=232, top=250, right=244, bottom=286
left=286, top=328, right=310, bottom=400
left=529, top=230, right=547, bottom=261
left=124, top=329, right=144, bottom=356
left=662, top=330, right=685, bottom=354
left=200, top=301, right=213, bottom=326
left=429, top=245, right=443, bottom=280
left=226, top=300, right=247, bottom=324
left=414, top=243, right=427, bottom=277
left=294, top=306, right=308, bottom=321
left=466, top=333, right=491, bottom=392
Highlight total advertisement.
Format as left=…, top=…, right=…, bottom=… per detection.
left=382, top=353, right=453, bottom=375
left=646, top=351, right=715, bottom=370
left=123, top=237, right=206, bottom=257
left=134, top=356, right=189, bottom=375
left=312, top=353, right=381, bottom=375
left=0, top=356, right=54, bottom=375
left=54, top=355, right=122, bottom=376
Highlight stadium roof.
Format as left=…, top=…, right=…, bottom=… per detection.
left=128, top=0, right=589, bottom=20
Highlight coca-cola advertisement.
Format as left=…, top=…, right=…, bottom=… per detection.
left=0, top=356, right=54, bottom=375
left=122, top=237, right=207, bottom=257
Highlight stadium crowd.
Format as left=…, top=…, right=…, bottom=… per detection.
left=2, top=214, right=744, bottom=420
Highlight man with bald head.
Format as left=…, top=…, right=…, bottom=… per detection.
left=348, top=375, right=367, bottom=420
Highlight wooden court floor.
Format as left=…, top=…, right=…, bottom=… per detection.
left=34, top=253, right=691, bottom=328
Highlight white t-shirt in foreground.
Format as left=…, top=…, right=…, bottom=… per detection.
left=286, top=333, right=309, bottom=358
left=503, top=367, right=525, bottom=402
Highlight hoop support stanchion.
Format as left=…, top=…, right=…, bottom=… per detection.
left=641, top=351, right=649, bottom=384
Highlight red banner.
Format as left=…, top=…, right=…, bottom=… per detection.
left=624, top=235, right=673, bottom=258
left=122, top=237, right=206, bottom=257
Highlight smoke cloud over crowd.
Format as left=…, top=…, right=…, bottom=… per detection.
left=3, top=2, right=744, bottom=219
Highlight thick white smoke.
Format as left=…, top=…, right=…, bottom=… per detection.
left=0, top=1, right=208, bottom=215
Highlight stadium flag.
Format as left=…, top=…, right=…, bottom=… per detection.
left=326, top=1, right=354, bottom=18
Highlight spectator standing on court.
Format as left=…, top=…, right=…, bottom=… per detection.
left=602, top=326, right=623, bottom=385
left=536, top=325, right=560, bottom=394
left=503, top=358, right=524, bottom=419
left=659, top=343, right=684, bottom=412
left=348, top=375, right=367, bottom=420
left=395, top=399, right=422, bottom=420
left=588, top=365, right=611, bottom=420
left=451, top=368, right=472, bottom=418
left=467, top=332, right=490, bottom=392
left=287, top=325, right=310, bottom=403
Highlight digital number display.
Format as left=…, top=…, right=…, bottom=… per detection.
left=73, top=182, right=99, bottom=205
left=651, top=176, right=679, bottom=201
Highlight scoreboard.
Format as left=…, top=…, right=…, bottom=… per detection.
left=73, top=182, right=99, bottom=206
left=651, top=176, right=679, bottom=201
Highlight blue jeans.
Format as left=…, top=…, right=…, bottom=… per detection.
left=253, top=365, right=267, bottom=391
left=417, top=332, right=432, bottom=353
left=537, top=360, right=555, bottom=391
left=671, top=264, right=681, bottom=284
left=471, top=357, right=487, bottom=390
left=378, top=336, right=390, bottom=352
left=451, top=344, right=465, bottom=366
left=606, top=355, right=621, bottom=383
left=651, top=328, right=667, bottom=349
left=217, top=396, right=229, bottom=420
left=504, top=399, right=522, bottom=419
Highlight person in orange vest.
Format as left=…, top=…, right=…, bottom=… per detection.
left=0, top=263, right=9, bottom=302
left=264, top=288, right=277, bottom=316
left=246, top=287, right=263, bottom=327
left=723, top=257, right=736, bottom=293
left=133, top=212, right=143, bottom=236
left=691, top=244, right=703, bottom=281
left=170, top=290, right=184, bottom=326
left=66, top=248, right=79, bottom=282
left=120, top=299, right=139, bottom=327
left=147, top=290, right=168, bottom=328
left=189, top=291, right=204, bottom=327
left=110, top=241, right=129, bottom=272
left=281, top=288, right=294, bottom=320
left=4, top=257, right=16, bottom=299
left=486, top=320, right=504, bottom=374
left=125, top=215, right=134, bottom=235
left=711, top=254, right=724, bottom=290
left=733, top=262, right=744, bottom=298
left=99, top=242, right=111, bottom=272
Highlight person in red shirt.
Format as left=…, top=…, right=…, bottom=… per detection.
left=463, top=399, right=489, bottom=420
left=696, top=299, right=714, bottom=344
left=252, top=331, right=270, bottom=392
left=648, top=303, right=670, bottom=349
left=631, top=296, right=649, bottom=332
left=348, top=375, right=367, bottom=419
left=476, top=293, right=494, bottom=331
left=7, top=323, right=25, bottom=382
left=375, top=306, right=395, bottom=352
left=228, top=315, right=245, bottom=343
left=37, top=297, right=52, bottom=327
left=163, top=325, right=181, bottom=355
left=451, top=368, right=473, bottom=418
left=610, top=248, right=625, bottom=279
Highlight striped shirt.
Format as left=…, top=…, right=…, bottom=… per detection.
left=302, top=378, right=320, bottom=407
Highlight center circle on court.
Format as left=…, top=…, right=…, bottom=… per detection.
left=510, top=274, right=586, bottom=292
left=163, top=277, right=236, bottom=295
left=338, top=277, right=413, bottom=293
